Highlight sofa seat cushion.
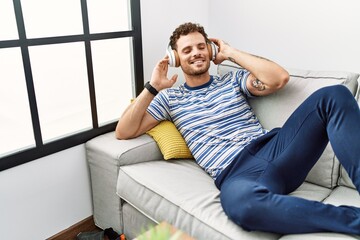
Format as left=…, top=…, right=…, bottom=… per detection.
left=117, top=159, right=280, bottom=240
left=289, top=182, right=332, bottom=201
left=279, top=232, right=359, bottom=240
left=323, top=185, right=360, bottom=207
left=117, top=159, right=338, bottom=240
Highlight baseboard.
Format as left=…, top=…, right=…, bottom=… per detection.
left=47, top=215, right=102, bottom=240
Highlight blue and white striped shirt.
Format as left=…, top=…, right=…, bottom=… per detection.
left=147, top=69, right=268, bottom=179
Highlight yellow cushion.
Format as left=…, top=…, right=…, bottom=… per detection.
left=147, top=121, right=193, bottom=160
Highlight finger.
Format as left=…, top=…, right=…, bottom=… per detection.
left=168, top=74, right=178, bottom=86
left=162, top=59, right=169, bottom=70
left=159, top=58, right=169, bottom=66
left=209, top=38, right=219, bottom=44
left=171, top=74, right=178, bottom=82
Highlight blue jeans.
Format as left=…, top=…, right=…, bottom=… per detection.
left=215, top=85, right=360, bottom=234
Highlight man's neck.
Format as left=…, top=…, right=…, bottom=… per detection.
left=184, top=72, right=211, bottom=88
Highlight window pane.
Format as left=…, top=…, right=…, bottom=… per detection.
left=91, top=38, right=134, bottom=125
left=21, top=0, right=83, bottom=38
left=29, top=42, right=92, bottom=142
left=0, top=48, right=35, bottom=157
left=87, top=0, right=131, bottom=33
left=0, top=0, right=19, bottom=40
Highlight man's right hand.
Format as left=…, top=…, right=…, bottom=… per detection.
left=150, top=57, right=178, bottom=91
left=115, top=57, right=178, bottom=140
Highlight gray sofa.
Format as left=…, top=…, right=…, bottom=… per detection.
left=86, top=63, right=360, bottom=240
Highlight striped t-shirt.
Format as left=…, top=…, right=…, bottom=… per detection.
left=147, top=69, right=268, bottom=179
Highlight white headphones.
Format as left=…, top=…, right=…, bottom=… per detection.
left=166, top=41, right=218, bottom=67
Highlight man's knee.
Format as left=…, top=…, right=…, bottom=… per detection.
left=317, top=85, right=353, bottom=103
left=313, top=85, right=357, bottom=116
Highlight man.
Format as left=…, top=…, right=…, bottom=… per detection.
left=116, top=22, right=360, bottom=234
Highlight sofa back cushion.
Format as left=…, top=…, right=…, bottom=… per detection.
left=338, top=84, right=360, bottom=189
left=339, top=167, right=356, bottom=189
left=217, top=62, right=359, bottom=188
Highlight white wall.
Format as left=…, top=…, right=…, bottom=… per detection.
left=208, top=0, right=360, bottom=73
left=141, top=0, right=360, bottom=84
left=1, top=0, right=359, bottom=239
left=0, top=145, right=92, bottom=239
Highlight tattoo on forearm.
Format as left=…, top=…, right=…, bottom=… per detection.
left=228, top=57, right=236, bottom=62
left=252, top=79, right=266, bottom=91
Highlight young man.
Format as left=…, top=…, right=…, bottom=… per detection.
left=116, top=22, right=360, bottom=234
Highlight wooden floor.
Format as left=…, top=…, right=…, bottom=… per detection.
left=47, top=216, right=102, bottom=240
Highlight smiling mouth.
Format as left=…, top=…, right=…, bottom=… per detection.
left=191, top=59, right=205, bottom=64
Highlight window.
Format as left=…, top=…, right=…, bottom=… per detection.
left=0, top=0, right=143, bottom=170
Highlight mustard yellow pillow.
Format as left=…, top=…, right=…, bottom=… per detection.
left=147, top=121, right=193, bottom=160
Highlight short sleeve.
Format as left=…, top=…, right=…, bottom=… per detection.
left=147, top=90, right=172, bottom=121
left=235, top=69, right=256, bottom=98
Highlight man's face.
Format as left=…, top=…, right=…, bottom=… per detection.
left=175, top=32, right=211, bottom=76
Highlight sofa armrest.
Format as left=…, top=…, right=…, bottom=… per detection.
left=86, top=131, right=163, bottom=168
left=85, top=131, right=163, bottom=232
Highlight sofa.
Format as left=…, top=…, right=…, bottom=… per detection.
left=86, top=63, right=360, bottom=240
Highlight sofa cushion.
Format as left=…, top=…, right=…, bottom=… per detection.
left=279, top=232, right=359, bottom=240
left=289, top=182, right=332, bottom=201
left=339, top=167, right=356, bottom=189
left=355, top=77, right=360, bottom=101
left=146, top=120, right=193, bottom=160
left=117, top=159, right=280, bottom=240
left=338, top=88, right=360, bottom=190
left=117, top=159, right=340, bottom=240
left=218, top=63, right=359, bottom=189
left=323, top=185, right=360, bottom=207
left=249, top=68, right=358, bottom=129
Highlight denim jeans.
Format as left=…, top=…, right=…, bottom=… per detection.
left=215, top=85, right=360, bottom=234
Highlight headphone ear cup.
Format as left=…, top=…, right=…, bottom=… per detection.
left=207, top=41, right=218, bottom=61
left=166, top=44, right=180, bottom=67
left=173, top=50, right=180, bottom=67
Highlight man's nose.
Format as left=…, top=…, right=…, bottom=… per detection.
left=193, top=49, right=202, bottom=57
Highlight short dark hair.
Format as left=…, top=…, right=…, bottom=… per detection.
left=169, top=22, right=208, bottom=50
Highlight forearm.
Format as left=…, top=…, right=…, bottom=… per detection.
left=115, top=89, right=154, bottom=139
left=227, top=49, right=289, bottom=89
